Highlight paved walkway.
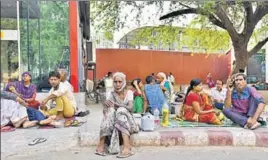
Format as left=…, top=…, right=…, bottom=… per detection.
left=5, top=147, right=268, bottom=160
left=1, top=104, right=268, bottom=158
left=79, top=105, right=268, bottom=148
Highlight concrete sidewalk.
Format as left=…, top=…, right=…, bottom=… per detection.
left=1, top=125, right=79, bottom=157
left=1, top=104, right=268, bottom=158
left=79, top=105, right=268, bottom=148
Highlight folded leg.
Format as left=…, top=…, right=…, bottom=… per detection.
left=223, top=108, right=248, bottom=127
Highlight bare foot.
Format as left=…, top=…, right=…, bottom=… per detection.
left=13, top=117, right=27, bottom=128
left=250, top=122, right=261, bottom=130
left=39, top=118, right=53, bottom=125
left=50, top=121, right=63, bottom=128
left=49, top=115, right=57, bottom=120
left=96, top=144, right=105, bottom=153
left=121, top=147, right=131, bottom=155
left=22, top=120, right=38, bottom=128
left=55, top=116, right=64, bottom=121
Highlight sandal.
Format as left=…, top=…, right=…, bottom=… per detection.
left=76, top=110, right=90, bottom=117
left=95, top=150, right=106, bottom=156
left=70, top=120, right=83, bottom=127
left=116, top=151, right=134, bottom=158
left=64, top=120, right=73, bottom=127
left=28, top=138, right=47, bottom=146
left=1, top=126, right=16, bottom=132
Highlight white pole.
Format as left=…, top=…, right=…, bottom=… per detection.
left=264, top=51, right=267, bottom=83
left=17, top=1, right=21, bottom=81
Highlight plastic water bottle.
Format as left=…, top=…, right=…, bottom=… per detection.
left=161, top=102, right=169, bottom=127
left=153, top=108, right=160, bottom=128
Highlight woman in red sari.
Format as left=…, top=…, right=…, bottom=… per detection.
left=182, top=79, right=222, bottom=125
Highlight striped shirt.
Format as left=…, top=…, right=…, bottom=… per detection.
left=231, top=86, right=264, bottom=114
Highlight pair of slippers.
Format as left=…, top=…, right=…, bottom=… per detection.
left=28, top=138, right=47, bottom=146
left=64, top=120, right=84, bottom=127
left=76, top=110, right=90, bottom=117
left=95, top=150, right=134, bottom=158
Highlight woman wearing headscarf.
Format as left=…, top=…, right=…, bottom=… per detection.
left=95, top=72, right=139, bottom=158
left=5, top=72, right=40, bottom=109
left=157, top=72, right=174, bottom=103
left=182, top=78, right=222, bottom=125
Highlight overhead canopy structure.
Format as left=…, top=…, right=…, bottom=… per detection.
left=1, top=1, right=40, bottom=19
left=78, top=1, right=90, bottom=40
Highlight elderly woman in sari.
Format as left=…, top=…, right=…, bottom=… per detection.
left=5, top=72, right=40, bottom=109
left=1, top=91, right=38, bottom=130
left=95, top=72, right=139, bottom=158
left=156, top=72, right=173, bottom=103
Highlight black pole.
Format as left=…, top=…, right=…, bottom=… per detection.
left=27, top=2, right=30, bottom=71
left=38, top=17, right=41, bottom=80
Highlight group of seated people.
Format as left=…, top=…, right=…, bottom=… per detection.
left=1, top=69, right=78, bottom=131
left=1, top=69, right=265, bottom=158
left=95, top=71, right=174, bottom=158
left=130, top=71, right=265, bottom=130
left=95, top=71, right=265, bottom=158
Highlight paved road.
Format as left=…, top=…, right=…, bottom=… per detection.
left=4, top=147, right=268, bottom=160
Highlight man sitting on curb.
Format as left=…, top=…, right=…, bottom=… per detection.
left=211, top=79, right=227, bottom=110
left=223, top=73, right=265, bottom=130
left=40, top=71, right=77, bottom=119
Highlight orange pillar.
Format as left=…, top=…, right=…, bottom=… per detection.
left=69, top=1, right=79, bottom=92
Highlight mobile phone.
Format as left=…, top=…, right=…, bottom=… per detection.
left=229, top=79, right=235, bottom=88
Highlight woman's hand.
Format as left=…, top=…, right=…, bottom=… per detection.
left=16, top=97, right=28, bottom=106
left=114, top=102, right=121, bottom=108
left=40, top=105, right=48, bottom=111
left=41, top=99, right=48, bottom=106
left=133, top=80, right=138, bottom=86
left=159, top=85, right=167, bottom=91
left=9, top=86, right=16, bottom=92
left=24, top=98, right=31, bottom=103
left=103, top=100, right=114, bottom=108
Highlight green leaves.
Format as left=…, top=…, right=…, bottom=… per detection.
left=18, top=1, right=69, bottom=76
left=90, top=1, right=266, bottom=56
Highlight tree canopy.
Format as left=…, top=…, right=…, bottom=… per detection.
left=90, top=1, right=268, bottom=73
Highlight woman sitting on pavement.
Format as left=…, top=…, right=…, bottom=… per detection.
left=182, top=79, right=222, bottom=125
left=95, top=72, right=139, bottom=158
left=1, top=90, right=61, bottom=130
left=131, top=78, right=148, bottom=114
left=5, top=72, right=40, bottom=109
left=143, top=75, right=166, bottom=113
left=1, top=91, right=38, bottom=130
left=156, top=72, right=173, bottom=104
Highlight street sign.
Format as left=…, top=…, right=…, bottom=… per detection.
left=0, top=30, right=18, bottom=41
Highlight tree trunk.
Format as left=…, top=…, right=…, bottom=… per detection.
left=232, top=46, right=249, bottom=75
